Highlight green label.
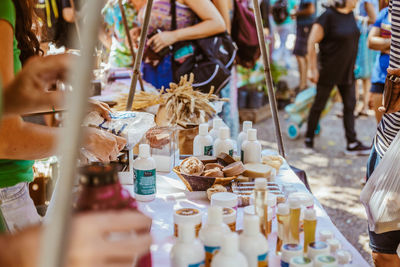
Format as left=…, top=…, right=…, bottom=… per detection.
left=204, top=145, right=213, bottom=156
left=229, top=149, right=234, bottom=157
left=134, top=168, right=156, bottom=195
left=241, top=150, right=244, bottom=162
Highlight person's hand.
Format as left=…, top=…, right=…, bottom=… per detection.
left=309, top=67, right=319, bottom=84
left=88, top=100, right=112, bottom=121
left=147, top=31, right=177, bottom=53
left=67, top=211, right=152, bottom=267
left=129, top=27, right=141, bottom=48
left=3, top=54, right=71, bottom=115
left=83, top=127, right=126, bottom=162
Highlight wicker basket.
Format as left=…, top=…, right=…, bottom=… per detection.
left=173, top=167, right=236, bottom=191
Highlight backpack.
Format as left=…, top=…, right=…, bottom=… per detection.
left=231, top=0, right=261, bottom=69
left=272, top=0, right=289, bottom=24
left=170, top=0, right=237, bottom=94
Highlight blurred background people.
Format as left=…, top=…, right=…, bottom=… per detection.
left=368, top=6, right=391, bottom=123
left=306, top=0, right=370, bottom=155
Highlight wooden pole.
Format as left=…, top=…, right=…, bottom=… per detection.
left=118, top=0, right=145, bottom=91
left=126, top=0, right=154, bottom=111
left=251, top=0, right=286, bottom=158
left=38, top=1, right=104, bottom=266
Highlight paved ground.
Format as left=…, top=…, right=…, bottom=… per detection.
left=255, top=102, right=377, bottom=265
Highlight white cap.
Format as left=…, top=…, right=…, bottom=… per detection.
left=139, top=144, right=150, bottom=158
left=178, top=223, right=195, bottom=243
left=327, top=238, right=341, bottom=254
left=211, top=192, right=238, bottom=208
left=218, top=127, right=230, bottom=140
left=247, top=128, right=257, bottom=141
left=304, top=209, right=317, bottom=221
left=336, top=249, right=352, bottom=264
left=255, top=178, right=267, bottom=189
left=289, top=196, right=301, bottom=209
left=290, top=192, right=314, bottom=208
left=289, top=256, right=313, bottom=267
left=213, top=118, right=223, bottom=129
left=222, top=207, right=236, bottom=226
left=243, top=121, right=252, bottom=133
left=199, top=123, right=209, bottom=136
left=221, top=232, right=240, bottom=256
left=281, top=244, right=303, bottom=263
left=243, top=214, right=260, bottom=236
left=267, top=194, right=277, bottom=207
left=307, top=241, right=329, bottom=260
left=174, top=208, right=202, bottom=225
left=314, top=254, right=337, bottom=267
left=319, top=229, right=334, bottom=242
left=207, top=206, right=223, bottom=225
left=243, top=205, right=256, bottom=216
left=277, top=203, right=290, bottom=215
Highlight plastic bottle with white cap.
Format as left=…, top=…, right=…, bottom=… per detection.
left=237, top=121, right=252, bottom=153
left=213, top=127, right=234, bottom=157
left=327, top=238, right=341, bottom=255
left=307, top=241, right=330, bottom=261
left=209, top=118, right=223, bottom=142
left=303, top=208, right=317, bottom=253
left=241, top=128, right=261, bottom=164
left=254, top=178, right=268, bottom=237
left=289, top=196, right=301, bottom=244
left=199, top=206, right=230, bottom=267
left=289, top=256, right=313, bottom=267
left=170, top=223, right=205, bottom=267
left=314, top=254, right=338, bottom=267
left=239, top=215, right=268, bottom=267
left=133, top=144, right=156, bottom=201
left=281, top=244, right=303, bottom=267
left=336, top=249, right=352, bottom=265
left=277, top=203, right=290, bottom=254
left=194, top=123, right=213, bottom=156
left=211, top=232, right=248, bottom=267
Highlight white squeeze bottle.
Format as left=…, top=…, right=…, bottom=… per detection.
left=209, top=118, right=223, bottom=141
left=213, top=127, right=234, bottom=157
left=199, top=206, right=230, bottom=267
left=241, top=128, right=261, bottom=163
left=237, top=121, right=252, bottom=153
left=194, top=123, right=214, bottom=156
left=211, top=232, right=248, bottom=267
left=239, top=215, right=269, bottom=267
left=170, top=223, right=205, bottom=267
left=133, top=144, right=156, bottom=201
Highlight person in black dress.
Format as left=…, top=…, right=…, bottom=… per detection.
left=305, top=0, right=370, bottom=155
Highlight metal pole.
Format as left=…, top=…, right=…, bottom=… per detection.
left=251, top=0, right=286, bottom=158
left=118, top=0, right=145, bottom=91
left=38, top=1, right=104, bottom=267
left=126, top=0, right=154, bottom=111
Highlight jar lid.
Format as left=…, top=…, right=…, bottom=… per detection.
left=336, top=249, right=352, bottom=264
left=281, top=244, right=303, bottom=263
left=315, top=254, right=337, bottom=266
left=307, top=241, right=329, bottom=260
left=327, top=238, right=341, bottom=254
left=289, top=256, right=313, bottom=267
left=174, top=208, right=202, bottom=224
left=222, top=207, right=236, bottom=224
left=211, top=192, right=238, bottom=208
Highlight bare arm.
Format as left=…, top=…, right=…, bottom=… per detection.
left=365, top=2, right=377, bottom=24
left=368, top=26, right=391, bottom=52
left=212, top=0, right=232, bottom=33
left=307, top=23, right=324, bottom=83
left=0, top=20, right=14, bottom=87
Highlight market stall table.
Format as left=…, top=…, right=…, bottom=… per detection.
left=120, top=159, right=369, bottom=267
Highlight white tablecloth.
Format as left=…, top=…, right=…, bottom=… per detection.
left=122, top=162, right=369, bottom=267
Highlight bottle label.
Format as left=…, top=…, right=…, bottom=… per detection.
left=204, top=245, right=220, bottom=267
left=229, top=149, right=234, bottom=157
left=204, top=145, right=213, bottom=156
left=188, top=261, right=205, bottom=267
left=258, top=252, right=268, bottom=267
left=134, top=169, right=156, bottom=195
left=241, top=150, right=244, bottom=162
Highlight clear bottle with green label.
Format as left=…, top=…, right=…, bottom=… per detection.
left=134, top=144, right=156, bottom=201
left=194, top=123, right=213, bottom=156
